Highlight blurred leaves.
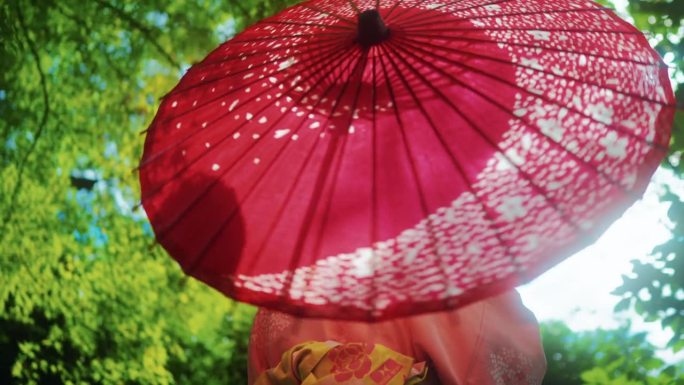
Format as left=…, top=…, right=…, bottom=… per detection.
left=542, top=321, right=684, bottom=385
left=608, top=0, right=684, bottom=359
left=0, top=0, right=293, bottom=383
left=613, top=187, right=684, bottom=353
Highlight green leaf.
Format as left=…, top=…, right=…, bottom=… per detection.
left=582, top=367, right=611, bottom=384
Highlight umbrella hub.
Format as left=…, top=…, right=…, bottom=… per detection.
left=357, top=9, right=389, bottom=48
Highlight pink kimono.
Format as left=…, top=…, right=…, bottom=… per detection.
left=249, top=290, right=546, bottom=384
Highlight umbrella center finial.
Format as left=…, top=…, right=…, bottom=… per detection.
left=357, top=9, right=389, bottom=47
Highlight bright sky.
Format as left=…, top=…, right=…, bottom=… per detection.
left=519, top=167, right=684, bottom=363
left=517, top=0, right=684, bottom=363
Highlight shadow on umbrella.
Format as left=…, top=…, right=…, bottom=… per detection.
left=150, top=171, right=246, bottom=278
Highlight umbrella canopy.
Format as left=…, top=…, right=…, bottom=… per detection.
left=139, top=0, right=675, bottom=321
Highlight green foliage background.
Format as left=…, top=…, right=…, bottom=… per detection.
left=0, top=0, right=681, bottom=384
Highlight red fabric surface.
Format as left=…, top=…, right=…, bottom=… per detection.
left=140, top=0, right=675, bottom=320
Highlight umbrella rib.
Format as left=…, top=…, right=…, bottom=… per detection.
left=383, top=0, right=430, bottom=24
left=382, top=0, right=407, bottom=21
left=387, top=39, right=647, bottom=287
left=392, top=35, right=667, bottom=195
left=369, top=49, right=380, bottom=318
left=192, top=32, right=344, bottom=69
left=224, top=50, right=372, bottom=276
left=347, top=0, right=361, bottom=14
left=387, top=0, right=513, bottom=26
left=393, top=34, right=670, bottom=151
left=147, top=37, right=349, bottom=133
left=399, top=6, right=613, bottom=30
left=138, top=41, right=355, bottom=207
left=143, top=43, right=355, bottom=207
left=379, top=41, right=524, bottom=290
left=307, top=58, right=368, bottom=259
left=279, top=49, right=370, bottom=307
left=191, top=35, right=347, bottom=69
left=376, top=44, right=454, bottom=312
left=179, top=44, right=366, bottom=273
left=400, top=26, right=647, bottom=35
left=243, top=48, right=370, bottom=274
left=163, top=37, right=348, bottom=103
left=139, top=38, right=350, bottom=172
left=301, top=4, right=356, bottom=25
left=163, top=36, right=347, bottom=99
left=229, top=31, right=353, bottom=44
left=399, top=35, right=673, bottom=107
left=261, top=20, right=355, bottom=30
left=396, top=31, right=663, bottom=68
left=386, top=38, right=590, bottom=230
left=303, top=54, right=370, bottom=313
left=385, top=0, right=500, bottom=25
left=146, top=44, right=357, bottom=235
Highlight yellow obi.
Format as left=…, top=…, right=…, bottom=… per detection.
left=255, top=341, right=428, bottom=385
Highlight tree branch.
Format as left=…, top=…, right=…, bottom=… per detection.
left=92, top=0, right=181, bottom=70
left=1, top=5, right=51, bottom=241
left=50, top=1, right=128, bottom=80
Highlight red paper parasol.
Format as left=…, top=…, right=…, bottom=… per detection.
left=139, top=0, right=675, bottom=321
